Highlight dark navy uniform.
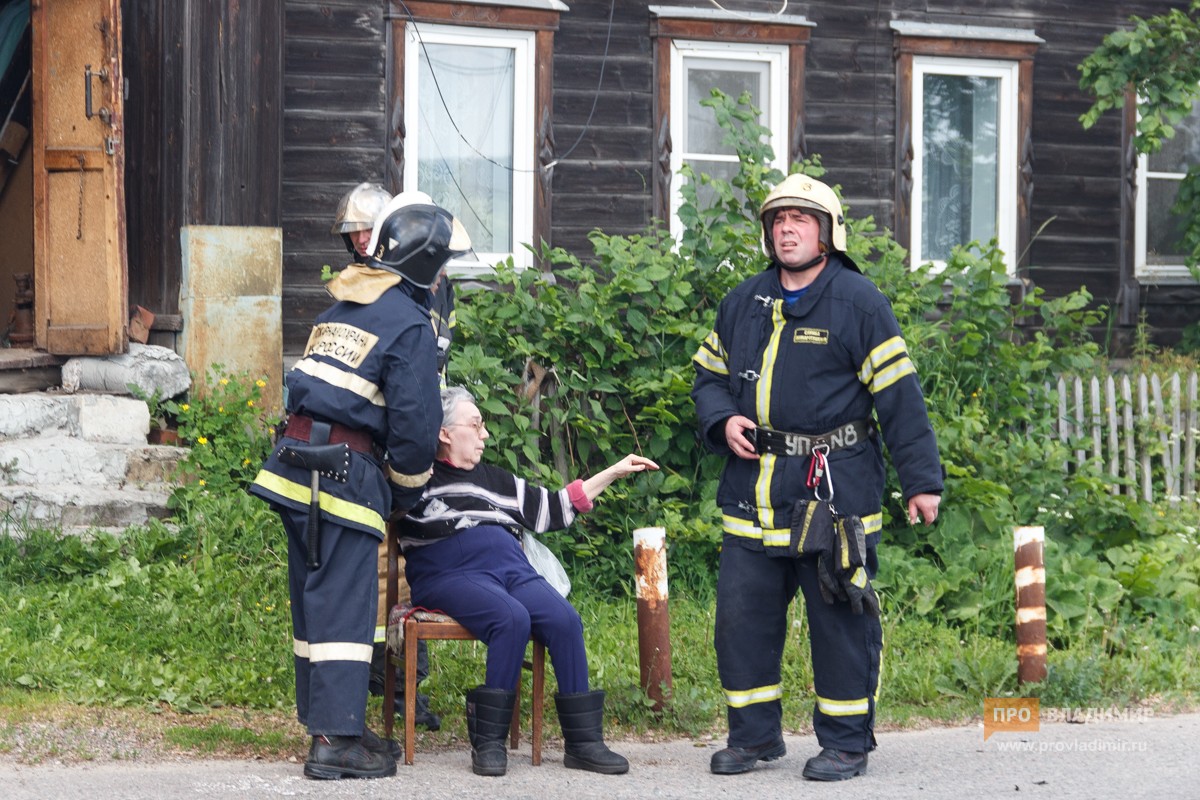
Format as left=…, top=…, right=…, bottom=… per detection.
left=251, top=266, right=442, bottom=737
left=692, top=253, right=942, bottom=754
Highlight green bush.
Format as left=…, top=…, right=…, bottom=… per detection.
left=451, top=90, right=1200, bottom=643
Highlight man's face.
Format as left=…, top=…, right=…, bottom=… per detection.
left=771, top=208, right=824, bottom=268
left=350, top=229, right=373, bottom=258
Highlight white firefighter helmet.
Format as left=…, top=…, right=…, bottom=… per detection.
left=759, top=174, right=847, bottom=259
left=331, top=182, right=393, bottom=255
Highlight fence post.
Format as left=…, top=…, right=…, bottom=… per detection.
left=1014, top=525, right=1047, bottom=684
left=633, top=526, right=672, bottom=711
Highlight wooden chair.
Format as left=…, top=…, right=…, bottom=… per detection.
left=384, top=526, right=545, bottom=767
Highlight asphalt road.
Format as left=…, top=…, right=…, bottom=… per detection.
left=2, top=712, right=1196, bottom=800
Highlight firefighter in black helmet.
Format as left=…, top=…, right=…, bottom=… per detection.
left=361, top=191, right=471, bottom=734
left=692, top=173, right=943, bottom=782
left=251, top=197, right=470, bottom=780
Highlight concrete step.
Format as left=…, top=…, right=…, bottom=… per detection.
left=0, top=435, right=187, bottom=488
left=0, top=392, right=188, bottom=533
left=0, top=484, right=176, bottom=532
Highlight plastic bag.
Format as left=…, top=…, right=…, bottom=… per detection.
left=522, top=531, right=571, bottom=598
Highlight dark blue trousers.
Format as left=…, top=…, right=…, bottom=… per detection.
left=281, top=506, right=378, bottom=736
left=715, top=539, right=882, bottom=753
left=405, top=526, right=588, bottom=693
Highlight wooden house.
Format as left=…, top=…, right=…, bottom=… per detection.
left=1, top=0, right=1196, bottom=387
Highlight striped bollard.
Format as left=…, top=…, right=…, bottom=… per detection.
left=633, top=526, right=672, bottom=711
left=1014, top=525, right=1047, bottom=683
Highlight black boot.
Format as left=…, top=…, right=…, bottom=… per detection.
left=303, top=734, right=397, bottom=780
left=555, top=690, right=629, bottom=775
left=466, top=686, right=517, bottom=777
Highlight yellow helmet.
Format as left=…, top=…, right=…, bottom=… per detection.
left=759, top=174, right=846, bottom=258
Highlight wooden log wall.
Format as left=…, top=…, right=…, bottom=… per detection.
left=264, top=0, right=1198, bottom=355
left=122, top=0, right=283, bottom=320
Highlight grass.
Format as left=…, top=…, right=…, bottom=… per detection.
left=1, top=519, right=1197, bottom=764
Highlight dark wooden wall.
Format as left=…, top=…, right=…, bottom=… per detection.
left=267, top=0, right=1197, bottom=355
left=279, top=0, right=389, bottom=351
left=122, top=0, right=283, bottom=319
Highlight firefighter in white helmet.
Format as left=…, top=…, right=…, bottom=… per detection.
left=692, top=172, right=943, bottom=781
left=331, top=182, right=392, bottom=261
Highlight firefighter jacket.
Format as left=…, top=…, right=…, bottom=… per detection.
left=691, top=254, right=942, bottom=548
left=250, top=265, right=443, bottom=539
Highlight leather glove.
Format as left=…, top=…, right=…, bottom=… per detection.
left=788, top=501, right=843, bottom=603
left=831, top=514, right=880, bottom=617
left=838, top=565, right=881, bottom=617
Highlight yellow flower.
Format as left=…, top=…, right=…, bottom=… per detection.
left=220, top=378, right=229, bottom=386
left=242, top=458, right=251, bottom=467
left=218, top=406, right=224, bottom=413
left=199, top=479, right=206, bottom=486
left=256, top=379, right=266, bottom=388
left=181, top=403, right=190, bottom=412
left=197, top=436, right=209, bottom=445
left=268, top=427, right=276, bottom=435
left=247, top=400, right=255, bottom=407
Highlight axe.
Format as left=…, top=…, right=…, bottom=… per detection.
left=277, top=443, right=351, bottom=569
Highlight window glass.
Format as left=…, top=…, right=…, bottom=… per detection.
left=911, top=57, right=1017, bottom=273
left=404, top=24, right=534, bottom=270
left=920, top=74, right=999, bottom=262
left=1140, top=102, right=1200, bottom=271
left=416, top=42, right=515, bottom=255
left=669, top=42, right=785, bottom=239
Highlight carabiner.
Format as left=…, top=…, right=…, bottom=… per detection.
left=808, top=444, right=834, bottom=502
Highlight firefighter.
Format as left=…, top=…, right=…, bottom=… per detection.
left=332, top=184, right=457, bottom=378
left=332, top=186, right=447, bottom=732
left=251, top=197, right=470, bottom=779
left=691, top=173, right=943, bottom=781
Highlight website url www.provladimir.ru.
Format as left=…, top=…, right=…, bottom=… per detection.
left=993, top=739, right=1147, bottom=753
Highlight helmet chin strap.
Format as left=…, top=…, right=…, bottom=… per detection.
left=777, top=252, right=827, bottom=273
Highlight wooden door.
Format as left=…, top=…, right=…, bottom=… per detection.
left=30, top=0, right=127, bottom=355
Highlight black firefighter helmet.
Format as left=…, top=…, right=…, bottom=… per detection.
left=365, top=198, right=472, bottom=288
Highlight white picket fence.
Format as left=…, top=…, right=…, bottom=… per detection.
left=1052, top=371, right=1199, bottom=504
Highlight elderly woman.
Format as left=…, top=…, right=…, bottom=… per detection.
left=399, top=386, right=658, bottom=777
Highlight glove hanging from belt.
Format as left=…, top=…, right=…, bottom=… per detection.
left=828, top=513, right=880, bottom=618
left=764, top=443, right=881, bottom=618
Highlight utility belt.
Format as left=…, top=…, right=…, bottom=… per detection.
left=284, top=414, right=377, bottom=456
left=750, top=418, right=873, bottom=458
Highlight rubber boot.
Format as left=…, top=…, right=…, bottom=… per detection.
left=466, top=686, right=517, bottom=777
left=555, top=690, right=629, bottom=774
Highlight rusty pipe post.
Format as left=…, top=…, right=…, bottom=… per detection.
left=633, top=526, right=672, bottom=711
left=1014, top=525, right=1047, bottom=683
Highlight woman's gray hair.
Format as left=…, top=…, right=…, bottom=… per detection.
left=441, top=385, right=476, bottom=427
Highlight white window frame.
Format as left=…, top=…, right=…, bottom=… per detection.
left=910, top=56, right=1019, bottom=275
left=667, top=39, right=788, bottom=243
left=1134, top=100, right=1200, bottom=283
left=403, top=23, right=536, bottom=274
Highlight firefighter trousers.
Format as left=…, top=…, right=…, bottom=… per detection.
left=714, top=538, right=882, bottom=753
left=281, top=506, right=379, bottom=736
